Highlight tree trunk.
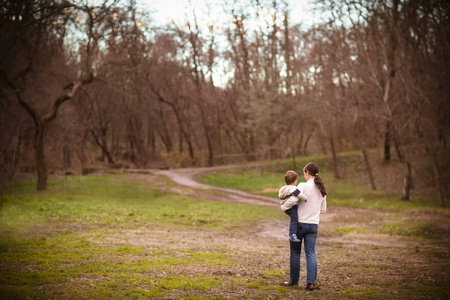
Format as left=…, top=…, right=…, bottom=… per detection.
left=63, top=144, right=71, bottom=170
left=303, top=129, right=314, bottom=155
left=290, top=146, right=297, bottom=171
left=318, top=130, right=327, bottom=155
left=362, top=147, right=377, bottom=190
left=330, top=135, right=340, bottom=179
left=401, top=160, right=412, bottom=200
left=35, top=123, right=48, bottom=190
left=8, top=122, right=23, bottom=179
left=187, top=139, right=195, bottom=165
left=426, top=147, right=447, bottom=207
left=147, top=119, right=156, bottom=160
left=354, top=113, right=376, bottom=190
left=154, top=107, right=173, bottom=153
left=394, top=131, right=404, bottom=162
left=150, top=128, right=156, bottom=160
left=384, top=120, right=391, bottom=162
left=91, top=130, right=114, bottom=164
left=206, top=128, right=214, bottom=166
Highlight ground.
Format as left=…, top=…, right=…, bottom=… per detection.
left=1, top=165, right=448, bottom=299
left=110, top=168, right=450, bottom=299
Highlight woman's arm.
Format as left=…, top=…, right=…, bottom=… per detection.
left=320, top=196, right=327, bottom=213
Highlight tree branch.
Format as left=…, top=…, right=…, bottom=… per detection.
left=0, top=70, right=40, bottom=126
left=43, top=74, right=94, bottom=123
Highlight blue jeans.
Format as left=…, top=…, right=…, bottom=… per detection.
left=289, top=223, right=318, bottom=285
left=284, top=205, right=298, bottom=236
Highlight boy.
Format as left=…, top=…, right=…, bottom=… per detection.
left=279, top=170, right=307, bottom=242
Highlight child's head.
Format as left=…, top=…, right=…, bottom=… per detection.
left=284, top=170, right=298, bottom=185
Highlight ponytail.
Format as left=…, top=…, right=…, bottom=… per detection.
left=314, top=175, right=327, bottom=197
left=304, top=163, right=327, bottom=197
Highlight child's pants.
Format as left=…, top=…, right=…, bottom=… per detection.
left=284, top=205, right=298, bottom=235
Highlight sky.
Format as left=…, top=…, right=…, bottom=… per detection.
left=143, top=0, right=318, bottom=29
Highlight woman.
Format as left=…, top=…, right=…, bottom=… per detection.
left=284, top=162, right=327, bottom=290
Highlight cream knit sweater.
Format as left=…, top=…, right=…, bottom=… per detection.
left=296, top=179, right=327, bottom=224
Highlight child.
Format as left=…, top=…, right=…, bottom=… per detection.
left=279, top=170, right=307, bottom=242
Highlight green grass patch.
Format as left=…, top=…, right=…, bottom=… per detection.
left=158, top=275, right=218, bottom=290
left=185, top=297, right=225, bottom=300
left=381, top=221, right=440, bottom=239
left=259, top=269, right=284, bottom=277
left=200, top=155, right=326, bottom=197
left=1, top=175, right=279, bottom=236
left=333, top=227, right=366, bottom=234
left=418, top=286, right=450, bottom=297
left=200, top=169, right=284, bottom=194
left=238, top=282, right=261, bottom=289
left=341, top=287, right=384, bottom=298
left=325, top=179, right=446, bottom=211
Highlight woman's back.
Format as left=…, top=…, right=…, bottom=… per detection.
left=297, top=179, right=326, bottom=224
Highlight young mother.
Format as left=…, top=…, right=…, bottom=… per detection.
left=284, top=162, right=327, bottom=290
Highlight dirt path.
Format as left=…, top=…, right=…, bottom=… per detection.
left=126, top=167, right=278, bottom=207
left=124, top=167, right=448, bottom=251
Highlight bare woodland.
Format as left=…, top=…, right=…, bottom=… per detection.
left=0, top=0, right=448, bottom=205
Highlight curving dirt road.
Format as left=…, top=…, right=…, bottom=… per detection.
left=124, top=167, right=449, bottom=250
left=127, top=166, right=279, bottom=207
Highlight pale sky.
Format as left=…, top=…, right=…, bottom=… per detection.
left=143, top=0, right=317, bottom=29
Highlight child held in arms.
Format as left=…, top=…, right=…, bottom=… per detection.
left=279, top=170, right=308, bottom=242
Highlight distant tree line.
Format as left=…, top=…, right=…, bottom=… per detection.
left=0, top=0, right=448, bottom=205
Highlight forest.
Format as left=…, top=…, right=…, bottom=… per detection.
left=1, top=0, right=449, bottom=205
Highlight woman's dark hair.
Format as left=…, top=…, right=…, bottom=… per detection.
left=304, top=163, right=327, bottom=197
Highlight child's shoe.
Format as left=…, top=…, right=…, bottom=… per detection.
left=289, top=234, right=300, bottom=242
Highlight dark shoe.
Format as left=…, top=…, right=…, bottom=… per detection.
left=305, top=283, right=320, bottom=290
left=289, top=234, right=301, bottom=242
left=283, top=281, right=297, bottom=286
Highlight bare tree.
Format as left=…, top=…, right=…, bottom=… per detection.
left=185, top=8, right=216, bottom=166
left=0, top=1, right=100, bottom=189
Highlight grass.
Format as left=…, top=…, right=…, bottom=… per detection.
left=418, top=286, right=450, bottom=297
left=200, top=169, right=284, bottom=193
left=341, top=287, right=384, bottom=298
left=333, top=227, right=366, bottom=234
left=1, top=152, right=449, bottom=299
left=198, top=155, right=448, bottom=212
left=1, top=174, right=278, bottom=234
left=381, top=221, right=441, bottom=239
left=0, top=174, right=281, bottom=299
left=200, top=154, right=327, bottom=194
